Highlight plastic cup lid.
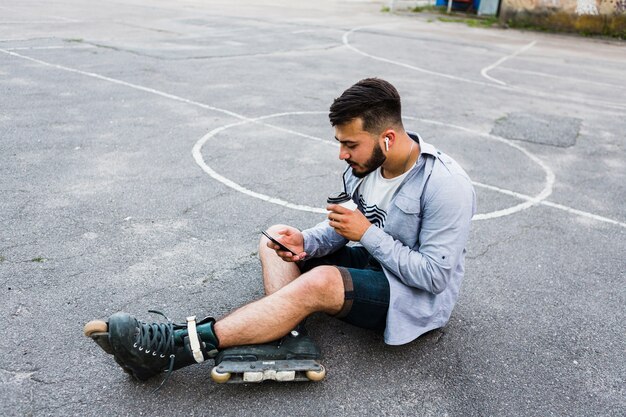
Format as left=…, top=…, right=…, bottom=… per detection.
left=327, top=191, right=351, bottom=204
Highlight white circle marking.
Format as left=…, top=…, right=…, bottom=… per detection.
left=193, top=112, right=554, bottom=220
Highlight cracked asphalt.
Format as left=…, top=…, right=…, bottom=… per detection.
left=1, top=1, right=625, bottom=416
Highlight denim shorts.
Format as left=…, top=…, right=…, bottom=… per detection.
left=298, top=246, right=390, bottom=332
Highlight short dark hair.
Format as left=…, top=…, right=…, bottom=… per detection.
left=329, top=78, right=403, bottom=134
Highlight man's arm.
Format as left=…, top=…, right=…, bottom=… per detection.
left=360, top=174, right=475, bottom=294
left=301, top=219, right=349, bottom=259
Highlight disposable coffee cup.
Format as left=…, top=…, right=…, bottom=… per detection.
left=327, top=191, right=358, bottom=211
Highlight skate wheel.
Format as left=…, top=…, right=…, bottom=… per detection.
left=211, top=367, right=231, bottom=383
left=306, top=365, right=326, bottom=382
left=84, top=320, right=108, bottom=337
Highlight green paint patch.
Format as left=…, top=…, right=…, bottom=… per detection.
left=0, top=255, right=5, bottom=263
left=31, top=257, right=46, bottom=263
left=381, top=6, right=391, bottom=13
left=65, top=38, right=84, bottom=43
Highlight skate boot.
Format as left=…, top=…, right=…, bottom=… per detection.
left=84, top=311, right=219, bottom=386
left=211, top=323, right=326, bottom=383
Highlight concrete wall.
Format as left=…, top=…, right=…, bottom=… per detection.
left=500, top=0, right=626, bottom=37
left=501, top=0, right=625, bottom=14
left=388, top=0, right=434, bottom=11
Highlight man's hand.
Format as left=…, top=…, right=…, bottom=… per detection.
left=265, top=226, right=306, bottom=262
left=327, top=204, right=371, bottom=241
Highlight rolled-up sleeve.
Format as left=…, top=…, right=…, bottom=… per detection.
left=360, top=173, right=475, bottom=294
left=302, top=220, right=349, bottom=259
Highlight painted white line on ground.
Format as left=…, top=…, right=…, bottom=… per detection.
left=480, top=41, right=537, bottom=86
left=0, top=48, right=245, bottom=119
left=473, top=181, right=626, bottom=228
left=403, top=116, right=555, bottom=220
left=259, top=120, right=334, bottom=146
left=540, top=200, right=626, bottom=229
left=342, top=27, right=493, bottom=88
left=0, top=47, right=329, bottom=141
left=197, top=113, right=625, bottom=228
left=0, top=47, right=333, bottom=211
left=0, top=37, right=50, bottom=42
left=498, top=66, right=626, bottom=90
left=6, top=45, right=95, bottom=51
left=192, top=113, right=329, bottom=214
left=343, top=26, right=626, bottom=111
left=2, top=47, right=622, bottom=228
left=196, top=111, right=553, bottom=218
left=0, top=21, right=77, bottom=24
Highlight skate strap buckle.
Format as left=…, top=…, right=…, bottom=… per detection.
left=186, top=316, right=205, bottom=364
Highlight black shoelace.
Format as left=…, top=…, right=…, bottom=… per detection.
left=134, top=310, right=176, bottom=392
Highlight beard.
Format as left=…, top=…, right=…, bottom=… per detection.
left=350, top=142, right=387, bottom=178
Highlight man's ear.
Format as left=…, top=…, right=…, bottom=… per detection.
left=381, top=129, right=396, bottom=151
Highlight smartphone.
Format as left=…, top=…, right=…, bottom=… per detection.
left=261, top=230, right=298, bottom=256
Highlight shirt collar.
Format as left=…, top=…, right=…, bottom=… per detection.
left=408, top=131, right=437, bottom=157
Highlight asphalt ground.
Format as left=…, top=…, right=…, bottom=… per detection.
left=1, top=1, right=625, bottom=416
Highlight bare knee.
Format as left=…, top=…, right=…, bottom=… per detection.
left=298, top=266, right=344, bottom=314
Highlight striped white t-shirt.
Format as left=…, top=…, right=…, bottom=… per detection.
left=357, top=166, right=412, bottom=229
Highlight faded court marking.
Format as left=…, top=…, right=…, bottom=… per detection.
left=1, top=47, right=623, bottom=228
left=481, top=41, right=537, bottom=86
left=196, top=112, right=554, bottom=220
left=342, top=26, right=626, bottom=112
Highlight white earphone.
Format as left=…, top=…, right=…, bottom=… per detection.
left=384, top=137, right=390, bottom=151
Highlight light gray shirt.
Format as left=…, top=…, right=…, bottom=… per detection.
left=302, top=133, right=476, bottom=345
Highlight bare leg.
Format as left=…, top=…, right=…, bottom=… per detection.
left=214, top=266, right=344, bottom=348
left=260, top=224, right=303, bottom=295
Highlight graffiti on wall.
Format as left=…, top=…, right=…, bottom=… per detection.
left=500, top=0, right=625, bottom=38
left=576, top=0, right=598, bottom=13
left=503, top=0, right=625, bottom=13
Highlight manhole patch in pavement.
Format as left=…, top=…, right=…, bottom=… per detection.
left=491, top=112, right=581, bottom=148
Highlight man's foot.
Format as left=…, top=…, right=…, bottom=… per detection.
left=84, top=311, right=220, bottom=382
